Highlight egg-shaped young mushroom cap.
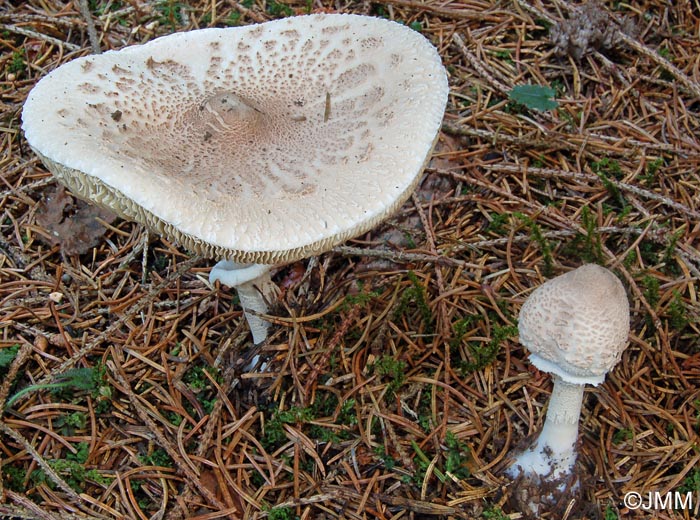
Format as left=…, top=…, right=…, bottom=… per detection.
left=518, top=264, right=630, bottom=385
left=22, top=14, right=449, bottom=264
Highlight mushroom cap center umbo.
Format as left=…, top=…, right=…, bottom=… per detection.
left=22, top=15, right=449, bottom=263
left=517, top=264, right=631, bottom=384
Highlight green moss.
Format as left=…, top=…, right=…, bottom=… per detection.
left=343, top=286, right=380, bottom=309
left=166, top=411, right=183, bottom=426
left=591, top=157, right=623, bottom=179
left=373, top=355, right=407, bottom=395
left=7, top=51, right=26, bottom=75
left=155, top=1, right=187, bottom=29
left=579, top=205, right=604, bottom=263
left=492, top=49, right=513, bottom=64
left=56, top=411, right=87, bottom=435
left=444, top=431, right=471, bottom=479
left=67, top=442, right=90, bottom=464
left=374, top=445, right=398, bottom=470
left=309, top=395, right=357, bottom=442
left=2, top=465, right=26, bottom=491
left=451, top=314, right=481, bottom=349
left=529, top=220, right=553, bottom=276
left=679, top=467, right=700, bottom=494
left=662, top=227, right=684, bottom=269
left=184, top=362, right=220, bottom=389
left=89, top=0, right=124, bottom=14
left=459, top=324, right=517, bottom=372
left=30, top=447, right=113, bottom=493
left=641, top=275, right=660, bottom=331
left=642, top=275, right=660, bottom=308
left=482, top=505, right=510, bottom=519
left=266, top=0, right=293, bottom=17
left=591, top=158, right=627, bottom=211
left=262, top=405, right=315, bottom=450
left=266, top=506, right=299, bottom=520
left=140, top=448, right=173, bottom=468
left=0, top=344, right=19, bottom=371
left=603, top=504, right=620, bottom=520
left=408, top=20, right=423, bottom=32
left=668, top=291, right=689, bottom=331
left=393, top=271, right=433, bottom=332
left=612, top=428, right=633, bottom=444
left=486, top=212, right=510, bottom=234
left=693, top=399, right=700, bottom=432
left=640, top=157, right=665, bottom=185
left=225, top=11, right=242, bottom=26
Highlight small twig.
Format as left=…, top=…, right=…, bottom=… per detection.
left=0, top=23, right=81, bottom=52
left=1, top=492, right=62, bottom=520
left=332, top=244, right=480, bottom=270
left=616, top=31, right=700, bottom=99
left=322, top=484, right=461, bottom=516
left=140, top=229, right=149, bottom=285
left=1, top=493, right=107, bottom=519
left=0, top=13, right=81, bottom=28
left=0, top=339, right=37, bottom=410
left=77, top=0, right=101, bottom=53
left=442, top=121, right=690, bottom=155
left=371, top=0, right=493, bottom=20
left=231, top=1, right=266, bottom=23
left=484, top=162, right=700, bottom=219
left=452, top=33, right=511, bottom=95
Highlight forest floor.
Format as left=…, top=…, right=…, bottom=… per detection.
left=1, top=1, right=699, bottom=519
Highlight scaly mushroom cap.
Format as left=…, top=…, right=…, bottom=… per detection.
left=518, top=264, right=630, bottom=385
left=22, top=14, right=448, bottom=264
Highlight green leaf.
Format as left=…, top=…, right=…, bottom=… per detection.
left=508, top=84, right=559, bottom=111
left=59, top=367, right=99, bottom=391
left=5, top=367, right=98, bottom=408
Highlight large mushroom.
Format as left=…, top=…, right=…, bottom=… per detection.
left=22, top=14, right=449, bottom=345
left=506, top=264, right=630, bottom=515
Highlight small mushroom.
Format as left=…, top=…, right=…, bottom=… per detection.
left=22, top=15, right=449, bottom=345
left=506, top=264, right=630, bottom=515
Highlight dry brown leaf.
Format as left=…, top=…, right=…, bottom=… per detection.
left=35, top=185, right=117, bottom=256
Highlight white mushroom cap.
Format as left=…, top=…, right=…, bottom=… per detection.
left=21, top=14, right=449, bottom=264
left=518, top=264, right=630, bottom=385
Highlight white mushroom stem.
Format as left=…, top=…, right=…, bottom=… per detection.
left=209, top=261, right=279, bottom=344
left=507, top=375, right=584, bottom=482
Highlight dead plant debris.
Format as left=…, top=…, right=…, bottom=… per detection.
left=1, top=1, right=699, bottom=520
left=34, top=185, right=117, bottom=257
left=549, top=0, right=637, bottom=60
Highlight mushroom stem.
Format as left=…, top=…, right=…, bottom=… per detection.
left=209, top=261, right=279, bottom=344
left=507, top=375, right=584, bottom=481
